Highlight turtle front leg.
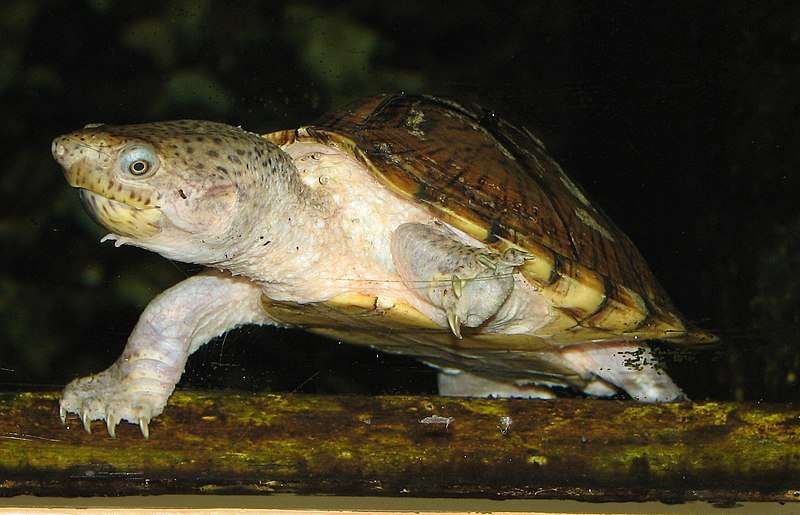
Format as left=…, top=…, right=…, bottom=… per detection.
left=60, top=270, right=271, bottom=438
left=391, top=222, right=527, bottom=338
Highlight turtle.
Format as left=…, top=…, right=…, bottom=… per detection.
left=51, top=94, right=712, bottom=438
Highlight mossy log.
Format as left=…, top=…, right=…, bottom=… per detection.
left=0, top=390, right=798, bottom=503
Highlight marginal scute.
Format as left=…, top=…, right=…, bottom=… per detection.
left=534, top=309, right=580, bottom=337
left=518, top=245, right=557, bottom=285
left=583, top=283, right=649, bottom=332
left=538, top=257, right=607, bottom=321
left=636, top=310, right=689, bottom=340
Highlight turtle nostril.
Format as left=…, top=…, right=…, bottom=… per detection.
left=51, top=138, right=66, bottom=159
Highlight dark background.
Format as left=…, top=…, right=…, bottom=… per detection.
left=1, top=1, right=798, bottom=402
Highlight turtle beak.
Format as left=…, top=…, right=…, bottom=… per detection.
left=77, top=188, right=162, bottom=239
left=52, top=135, right=79, bottom=177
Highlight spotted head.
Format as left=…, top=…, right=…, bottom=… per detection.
left=52, top=120, right=294, bottom=263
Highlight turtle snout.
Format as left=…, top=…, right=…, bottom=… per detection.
left=51, top=136, right=66, bottom=160
left=51, top=135, right=76, bottom=169
left=51, top=135, right=91, bottom=188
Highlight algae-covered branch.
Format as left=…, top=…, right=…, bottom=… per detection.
left=0, top=390, right=798, bottom=503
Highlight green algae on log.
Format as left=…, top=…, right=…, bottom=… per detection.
left=0, top=390, right=798, bottom=502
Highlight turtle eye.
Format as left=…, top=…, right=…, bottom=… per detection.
left=119, top=145, right=158, bottom=177
left=129, top=159, right=149, bottom=175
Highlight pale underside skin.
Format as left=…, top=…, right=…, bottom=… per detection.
left=53, top=126, right=683, bottom=439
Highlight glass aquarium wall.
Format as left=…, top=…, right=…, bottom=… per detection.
left=1, top=1, right=797, bottom=403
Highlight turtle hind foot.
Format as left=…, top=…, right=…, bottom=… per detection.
left=391, top=222, right=524, bottom=338
left=561, top=341, right=687, bottom=403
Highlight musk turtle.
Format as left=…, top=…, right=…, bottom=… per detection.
left=51, top=94, right=711, bottom=438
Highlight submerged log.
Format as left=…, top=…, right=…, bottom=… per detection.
left=0, top=390, right=798, bottom=503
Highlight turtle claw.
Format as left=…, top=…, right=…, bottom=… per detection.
left=81, top=410, right=92, bottom=434
left=518, top=250, right=535, bottom=261
left=500, top=248, right=533, bottom=266
left=139, top=417, right=150, bottom=439
left=451, top=275, right=465, bottom=298
left=476, top=253, right=497, bottom=270
left=106, top=413, right=119, bottom=438
left=477, top=249, right=531, bottom=272
left=447, top=311, right=463, bottom=339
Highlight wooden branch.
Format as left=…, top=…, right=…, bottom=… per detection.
left=0, top=391, right=798, bottom=503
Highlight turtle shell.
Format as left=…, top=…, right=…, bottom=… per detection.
left=262, top=94, right=713, bottom=354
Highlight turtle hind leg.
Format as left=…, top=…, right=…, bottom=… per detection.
left=561, top=342, right=686, bottom=402
left=391, top=222, right=526, bottom=338
left=438, top=370, right=556, bottom=399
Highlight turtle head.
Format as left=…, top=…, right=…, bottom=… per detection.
left=52, top=120, right=290, bottom=263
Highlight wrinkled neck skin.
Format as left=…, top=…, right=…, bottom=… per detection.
left=128, top=145, right=334, bottom=300
left=207, top=150, right=328, bottom=285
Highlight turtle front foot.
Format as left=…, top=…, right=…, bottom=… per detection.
left=60, top=363, right=172, bottom=439
left=391, top=222, right=527, bottom=338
